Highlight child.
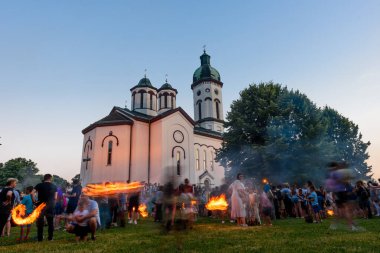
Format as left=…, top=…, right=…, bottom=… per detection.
left=308, top=186, right=321, bottom=223
left=73, top=200, right=89, bottom=242
left=248, top=188, right=261, bottom=225
left=18, top=186, right=35, bottom=241
left=292, top=189, right=304, bottom=218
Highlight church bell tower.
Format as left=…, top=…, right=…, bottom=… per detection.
left=191, top=50, right=224, bottom=133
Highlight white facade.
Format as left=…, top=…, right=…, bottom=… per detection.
left=80, top=52, right=225, bottom=188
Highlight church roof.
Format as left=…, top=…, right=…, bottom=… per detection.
left=150, top=107, right=195, bottom=125
left=82, top=109, right=133, bottom=134
left=83, top=107, right=223, bottom=140
left=194, top=127, right=223, bottom=140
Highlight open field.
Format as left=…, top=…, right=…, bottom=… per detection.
left=1, top=217, right=380, bottom=253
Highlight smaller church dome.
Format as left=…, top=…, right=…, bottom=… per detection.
left=158, top=81, right=178, bottom=93
left=160, top=82, right=173, bottom=90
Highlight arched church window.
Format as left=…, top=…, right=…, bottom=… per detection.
left=210, top=151, right=214, bottom=171
left=171, top=95, right=174, bottom=109
left=195, top=149, right=200, bottom=170
left=216, top=101, right=220, bottom=119
left=198, top=102, right=202, bottom=120
left=107, top=140, right=113, bottom=165
left=214, top=99, right=221, bottom=120
left=140, top=93, right=144, bottom=108
left=203, top=150, right=207, bottom=170
left=164, top=94, right=168, bottom=108
left=176, top=151, right=181, bottom=176
left=150, top=93, right=153, bottom=110
left=204, top=179, right=210, bottom=190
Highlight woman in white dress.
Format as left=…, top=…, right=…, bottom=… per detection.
left=228, top=173, right=248, bottom=226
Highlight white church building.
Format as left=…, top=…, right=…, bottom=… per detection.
left=80, top=51, right=225, bottom=187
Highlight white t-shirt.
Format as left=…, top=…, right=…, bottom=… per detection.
left=74, top=209, right=89, bottom=226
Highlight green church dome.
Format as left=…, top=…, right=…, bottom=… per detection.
left=193, top=51, right=221, bottom=83
left=158, top=81, right=178, bottom=93
left=137, top=77, right=154, bottom=88
left=159, top=82, right=173, bottom=90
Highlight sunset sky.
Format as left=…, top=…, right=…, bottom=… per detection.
left=1, top=1, right=379, bottom=181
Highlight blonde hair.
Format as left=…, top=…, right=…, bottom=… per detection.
left=6, top=178, right=18, bottom=186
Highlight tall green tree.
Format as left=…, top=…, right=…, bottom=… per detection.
left=217, top=82, right=371, bottom=185
left=322, top=107, right=372, bottom=180
left=53, top=174, right=69, bottom=188
left=218, top=82, right=283, bottom=181
left=0, top=158, right=39, bottom=186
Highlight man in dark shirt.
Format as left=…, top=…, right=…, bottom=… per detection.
left=65, top=179, right=82, bottom=214
left=35, top=174, right=57, bottom=241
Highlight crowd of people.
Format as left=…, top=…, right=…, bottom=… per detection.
left=219, top=162, right=380, bottom=230
left=1, top=164, right=380, bottom=243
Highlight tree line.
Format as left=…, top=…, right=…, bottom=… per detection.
left=217, top=82, right=372, bottom=186
left=0, top=157, right=76, bottom=189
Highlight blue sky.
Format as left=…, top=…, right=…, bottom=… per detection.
left=1, top=1, right=379, bottom=180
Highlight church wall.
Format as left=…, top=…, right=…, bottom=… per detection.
left=93, top=125, right=131, bottom=184
left=130, top=121, right=149, bottom=182
left=149, top=112, right=196, bottom=186
left=80, top=130, right=95, bottom=186
left=150, top=121, right=163, bottom=184
left=162, top=113, right=195, bottom=186
left=193, top=134, right=225, bottom=187
left=80, top=125, right=131, bottom=185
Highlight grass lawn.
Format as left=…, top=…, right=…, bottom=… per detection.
left=1, top=217, right=380, bottom=253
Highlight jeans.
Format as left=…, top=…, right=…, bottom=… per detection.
left=36, top=207, right=54, bottom=241
left=0, top=212, right=10, bottom=236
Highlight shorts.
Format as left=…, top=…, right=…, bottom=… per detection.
left=128, top=196, right=139, bottom=212
left=334, top=192, right=347, bottom=207
left=262, top=207, right=272, bottom=216
left=312, top=205, right=320, bottom=214
left=74, top=224, right=89, bottom=237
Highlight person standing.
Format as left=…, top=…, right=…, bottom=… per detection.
left=260, top=190, right=273, bottom=226
left=153, top=186, right=164, bottom=222
left=65, top=179, right=82, bottom=215
left=18, top=186, right=35, bottom=241
left=35, top=174, right=57, bottom=241
left=0, top=178, right=18, bottom=237
left=228, top=173, right=248, bottom=226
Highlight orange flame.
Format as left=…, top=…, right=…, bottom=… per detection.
left=138, top=203, right=148, bottom=218
left=191, top=200, right=197, bottom=206
left=205, top=194, right=228, bottom=211
left=262, top=178, right=268, bottom=184
left=82, top=181, right=144, bottom=197
left=327, top=210, right=334, bottom=216
left=12, top=203, right=46, bottom=225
